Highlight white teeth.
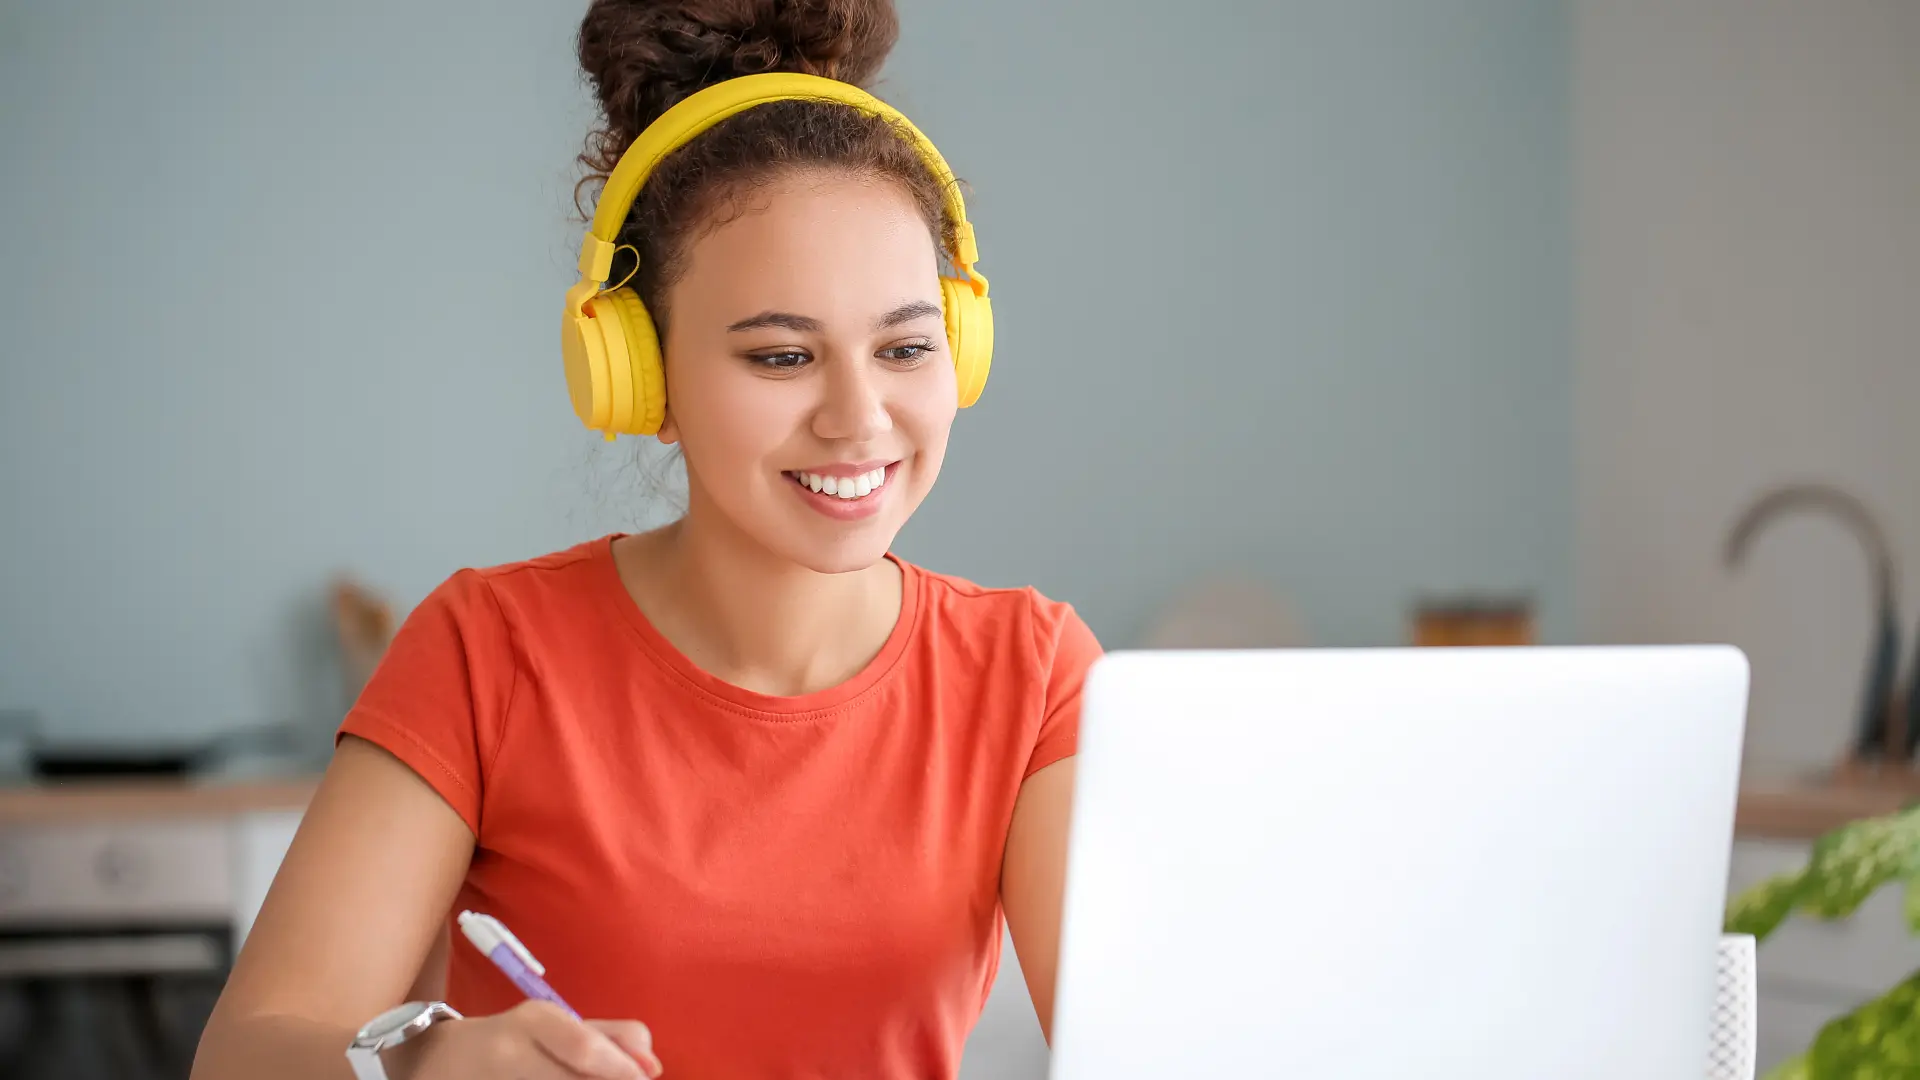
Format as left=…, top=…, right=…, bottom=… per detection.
left=791, top=466, right=890, bottom=499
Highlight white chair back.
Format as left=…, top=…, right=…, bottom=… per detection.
left=1708, top=933, right=1757, bottom=1080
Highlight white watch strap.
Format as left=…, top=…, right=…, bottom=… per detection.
left=346, top=1047, right=390, bottom=1080
left=346, top=1001, right=462, bottom=1080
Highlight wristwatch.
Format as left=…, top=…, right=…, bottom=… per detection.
left=346, top=1000, right=463, bottom=1080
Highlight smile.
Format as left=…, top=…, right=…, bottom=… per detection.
left=785, top=465, right=890, bottom=500
left=782, top=461, right=899, bottom=521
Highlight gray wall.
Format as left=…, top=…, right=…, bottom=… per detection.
left=0, top=0, right=1571, bottom=747
left=1573, top=0, right=1920, bottom=780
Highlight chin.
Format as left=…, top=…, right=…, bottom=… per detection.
left=774, top=530, right=898, bottom=576
left=749, top=464, right=925, bottom=575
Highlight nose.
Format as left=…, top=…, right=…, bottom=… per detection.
left=810, top=353, right=893, bottom=444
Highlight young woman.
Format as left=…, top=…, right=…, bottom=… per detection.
left=191, top=2, right=1099, bottom=1078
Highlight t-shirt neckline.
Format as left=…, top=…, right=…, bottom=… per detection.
left=591, top=534, right=921, bottom=720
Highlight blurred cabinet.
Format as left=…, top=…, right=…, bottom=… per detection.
left=229, top=809, right=304, bottom=947
left=0, top=802, right=305, bottom=1079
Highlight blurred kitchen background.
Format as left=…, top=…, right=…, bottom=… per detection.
left=1, top=0, right=1915, bottom=1076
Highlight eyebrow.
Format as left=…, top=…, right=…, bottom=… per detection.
left=725, top=301, right=943, bottom=335
left=727, top=311, right=822, bottom=333
left=874, top=300, right=942, bottom=330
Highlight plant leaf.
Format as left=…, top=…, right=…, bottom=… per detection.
left=1728, top=871, right=1806, bottom=941
left=1761, top=1053, right=1809, bottom=1080
left=1804, top=966, right=1920, bottom=1078
left=1796, top=806, right=1920, bottom=920
left=1725, top=806, right=1920, bottom=1077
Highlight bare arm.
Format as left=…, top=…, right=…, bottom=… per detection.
left=1000, top=757, right=1076, bottom=1041
left=191, top=735, right=475, bottom=1080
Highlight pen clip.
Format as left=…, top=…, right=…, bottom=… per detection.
left=459, top=910, right=546, bottom=976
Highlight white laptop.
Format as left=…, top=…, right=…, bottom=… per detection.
left=1049, top=645, right=1749, bottom=1080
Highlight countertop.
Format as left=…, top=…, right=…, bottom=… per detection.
left=0, top=773, right=1895, bottom=839
left=1734, top=780, right=1920, bottom=842
left=0, top=776, right=320, bottom=825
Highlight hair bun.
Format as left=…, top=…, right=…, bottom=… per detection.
left=578, top=0, right=899, bottom=161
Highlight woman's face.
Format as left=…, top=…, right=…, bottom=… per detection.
left=656, top=170, right=957, bottom=575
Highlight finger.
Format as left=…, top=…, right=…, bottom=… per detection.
left=519, top=1002, right=642, bottom=1079
left=589, top=1019, right=665, bottom=1078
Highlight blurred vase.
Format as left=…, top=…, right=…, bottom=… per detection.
left=1410, top=595, right=1535, bottom=647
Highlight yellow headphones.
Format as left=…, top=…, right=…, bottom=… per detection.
left=561, top=72, right=993, bottom=440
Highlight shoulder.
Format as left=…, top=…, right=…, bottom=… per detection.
left=372, top=541, right=614, bottom=689
left=343, top=541, right=612, bottom=835
left=412, top=537, right=611, bottom=628
left=901, top=561, right=1103, bottom=776
left=902, top=559, right=1103, bottom=675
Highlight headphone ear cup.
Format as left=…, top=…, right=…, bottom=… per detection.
left=941, top=276, right=993, bottom=408
left=590, top=288, right=668, bottom=436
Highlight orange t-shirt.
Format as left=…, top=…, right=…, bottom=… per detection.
left=337, top=535, right=1102, bottom=1079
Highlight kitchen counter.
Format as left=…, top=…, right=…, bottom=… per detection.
left=0, top=776, right=320, bottom=825
left=1735, top=780, right=1919, bottom=840
left=0, top=772, right=1891, bottom=837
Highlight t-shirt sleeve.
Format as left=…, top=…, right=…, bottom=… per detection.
left=1025, top=598, right=1104, bottom=780
left=335, top=569, right=514, bottom=837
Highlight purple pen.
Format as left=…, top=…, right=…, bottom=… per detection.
left=457, top=909, right=580, bottom=1019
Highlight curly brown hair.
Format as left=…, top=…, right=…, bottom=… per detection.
left=574, top=0, right=959, bottom=332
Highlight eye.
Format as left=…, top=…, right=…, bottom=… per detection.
left=880, top=341, right=938, bottom=366
left=747, top=350, right=810, bottom=371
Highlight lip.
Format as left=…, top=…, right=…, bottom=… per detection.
left=784, top=461, right=898, bottom=522
left=787, top=459, right=897, bottom=479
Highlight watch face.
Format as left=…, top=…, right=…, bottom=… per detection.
left=359, top=1002, right=430, bottom=1041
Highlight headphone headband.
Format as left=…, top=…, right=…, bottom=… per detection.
left=575, top=72, right=980, bottom=292
left=560, top=71, right=995, bottom=440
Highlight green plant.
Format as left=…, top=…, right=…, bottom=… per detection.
left=1725, top=802, right=1920, bottom=1079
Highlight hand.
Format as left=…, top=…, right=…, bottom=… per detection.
left=402, top=1000, right=663, bottom=1079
